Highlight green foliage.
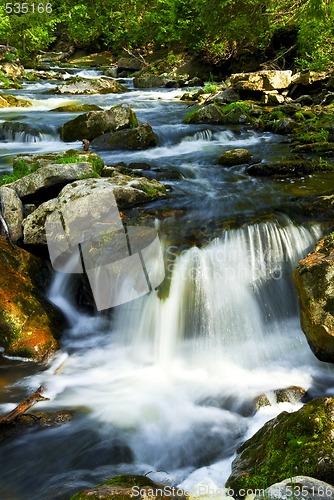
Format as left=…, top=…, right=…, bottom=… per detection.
left=0, top=159, right=35, bottom=185
left=203, top=82, right=219, bottom=93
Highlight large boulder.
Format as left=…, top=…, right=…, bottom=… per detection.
left=23, top=176, right=167, bottom=245
left=227, top=397, right=334, bottom=493
left=289, top=71, right=331, bottom=99
left=293, top=234, right=334, bottom=363
left=0, top=237, right=64, bottom=360
left=60, top=104, right=138, bottom=142
left=229, top=70, right=292, bottom=91
left=184, top=103, right=250, bottom=125
left=0, top=186, right=23, bottom=243
left=50, top=104, right=102, bottom=112
left=0, top=121, right=47, bottom=142
left=254, top=476, right=334, bottom=500
left=91, top=123, right=157, bottom=150
left=8, top=162, right=95, bottom=200
left=47, top=76, right=129, bottom=95
left=133, top=73, right=168, bottom=88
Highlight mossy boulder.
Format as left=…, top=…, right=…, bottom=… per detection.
left=0, top=93, right=31, bottom=108
left=60, top=104, right=138, bottom=142
left=91, top=123, right=157, bottom=150
left=247, top=158, right=334, bottom=177
left=0, top=237, right=64, bottom=360
left=217, top=148, right=252, bottom=166
left=184, top=103, right=251, bottom=125
left=46, top=76, right=129, bottom=95
left=70, top=474, right=187, bottom=500
left=227, top=397, right=334, bottom=494
left=293, top=233, right=334, bottom=363
left=133, top=73, right=168, bottom=88
left=50, top=104, right=102, bottom=112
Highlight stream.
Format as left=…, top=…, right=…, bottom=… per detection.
left=1, top=70, right=334, bottom=500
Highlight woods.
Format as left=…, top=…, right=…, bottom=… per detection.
left=0, top=0, right=333, bottom=71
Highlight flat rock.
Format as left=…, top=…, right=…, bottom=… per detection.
left=229, top=70, right=292, bottom=91
left=0, top=93, right=31, bottom=108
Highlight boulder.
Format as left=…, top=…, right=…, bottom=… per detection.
left=217, top=148, right=252, bottom=166
left=60, top=104, right=138, bottom=142
left=184, top=103, right=250, bottom=125
left=91, top=123, right=157, bottom=150
left=261, top=91, right=285, bottom=105
left=293, top=233, right=334, bottom=363
left=47, top=76, right=129, bottom=95
left=0, top=186, right=23, bottom=243
left=229, top=70, right=292, bottom=91
left=8, top=162, right=95, bottom=200
left=0, top=62, right=24, bottom=78
left=0, top=93, right=31, bottom=108
left=212, top=87, right=240, bottom=104
left=12, top=151, right=104, bottom=173
left=70, top=474, right=187, bottom=500
left=0, top=236, right=64, bottom=360
left=227, top=397, right=334, bottom=492
left=133, top=73, right=168, bottom=88
left=23, top=176, right=167, bottom=245
left=288, top=71, right=332, bottom=100
left=254, top=476, right=334, bottom=500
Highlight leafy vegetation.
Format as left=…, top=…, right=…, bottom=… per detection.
left=0, top=0, right=333, bottom=71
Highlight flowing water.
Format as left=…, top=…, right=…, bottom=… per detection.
left=1, top=74, right=334, bottom=500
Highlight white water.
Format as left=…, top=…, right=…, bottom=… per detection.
left=14, top=216, right=333, bottom=497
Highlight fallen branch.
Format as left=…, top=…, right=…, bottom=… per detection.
left=0, top=386, right=49, bottom=425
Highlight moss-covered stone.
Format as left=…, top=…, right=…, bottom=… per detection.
left=184, top=102, right=251, bottom=125
left=227, top=397, right=334, bottom=494
left=0, top=237, right=64, bottom=360
left=0, top=93, right=31, bottom=108
left=50, top=104, right=103, bottom=112
left=217, top=148, right=252, bottom=166
left=91, top=123, right=157, bottom=150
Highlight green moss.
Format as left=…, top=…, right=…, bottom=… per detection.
left=294, top=128, right=329, bottom=144
left=184, top=108, right=199, bottom=122
left=102, top=475, right=156, bottom=487
left=0, top=158, right=37, bottom=185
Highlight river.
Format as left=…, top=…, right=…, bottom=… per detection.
left=1, top=70, right=334, bottom=500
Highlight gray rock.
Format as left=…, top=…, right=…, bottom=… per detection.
left=91, top=123, right=157, bottom=150
left=23, top=176, right=167, bottom=245
left=0, top=186, right=23, bottom=242
left=9, top=162, right=94, bottom=199
left=133, top=73, right=168, bottom=88
left=47, top=76, right=129, bottom=95
left=254, top=476, right=334, bottom=499
left=213, top=87, right=240, bottom=104
left=60, top=104, right=138, bottom=142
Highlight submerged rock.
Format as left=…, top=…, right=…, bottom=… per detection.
left=60, top=104, right=138, bottom=142
left=293, top=234, right=334, bottom=363
left=217, top=148, right=252, bottom=166
left=227, top=397, right=334, bottom=492
left=91, top=123, right=157, bottom=150
left=247, top=158, right=334, bottom=177
left=0, top=237, right=64, bottom=360
left=46, top=76, right=129, bottom=95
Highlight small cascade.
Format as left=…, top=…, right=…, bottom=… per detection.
left=0, top=121, right=60, bottom=143
left=182, top=129, right=213, bottom=142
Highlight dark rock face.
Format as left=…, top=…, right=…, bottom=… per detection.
left=227, top=397, right=334, bottom=493
left=293, top=234, right=334, bottom=363
left=91, top=123, right=157, bottom=150
left=0, top=237, right=64, bottom=360
left=60, top=104, right=138, bottom=142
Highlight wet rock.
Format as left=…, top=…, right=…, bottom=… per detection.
left=293, top=233, right=334, bottom=363
left=184, top=103, right=250, bottom=125
left=0, top=121, right=44, bottom=141
left=254, top=476, right=334, bottom=500
left=60, top=104, right=138, bottom=142
left=229, top=70, right=292, bottom=91
left=321, top=93, right=334, bottom=106
left=12, top=151, right=104, bottom=173
left=50, top=104, right=103, bottom=112
left=70, top=474, right=188, bottom=500
left=117, top=56, right=145, bottom=73
left=0, top=93, right=31, bottom=108
left=217, top=148, right=252, bottom=166
left=91, top=123, right=157, bottom=150
left=256, top=386, right=306, bottom=410
left=133, top=73, right=168, bottom=88
left=227, top=397, right=334, bottom=492
left=23, top=176, right=167, bottom=245
left=292, top=142, right=334, bottom=155
left=247, top=158, right=334, bottom=177
left=103, top=67, right=118, bottom=78
left=294, top=95, right=314, bottom=106
left=47, top=76, right=129, bottom=95
left=0, top=186, right=23, bottom=243
left=0, top=236, right=64, bottom=360
left=8, top=162, right=95, bottom=200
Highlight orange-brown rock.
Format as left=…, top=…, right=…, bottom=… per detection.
left=293, top=233, right=334, bottom=363
left=0, top=236, right=64, bottom=361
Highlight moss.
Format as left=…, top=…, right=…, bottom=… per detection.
left=50, top=104, right=103, bottom=112
left=102, top=475, right=157, bottom=488
left=227, top=398, right=334, bottom=493
left=247, top=157, right=334, bottom=177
